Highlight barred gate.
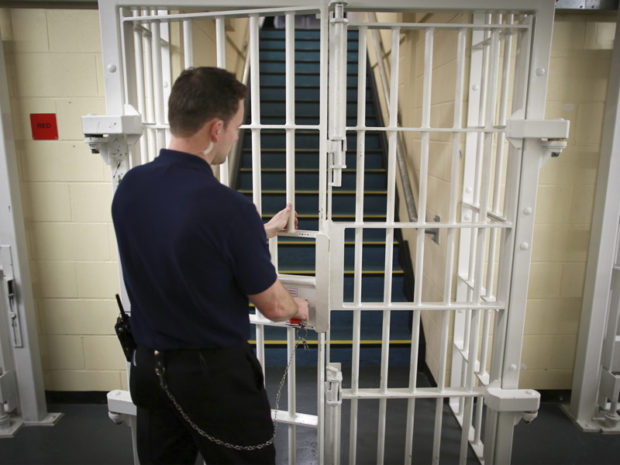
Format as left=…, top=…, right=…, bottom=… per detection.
left=90, top=1, right=567, bottom=464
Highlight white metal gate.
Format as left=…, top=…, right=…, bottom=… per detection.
left=90, top=1, right=568, bottom=464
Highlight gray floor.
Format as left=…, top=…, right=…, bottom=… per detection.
left=2, top=367, right=620, bottom=465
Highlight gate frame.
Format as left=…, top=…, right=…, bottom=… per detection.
left=91, top=2, right=564, bottom=464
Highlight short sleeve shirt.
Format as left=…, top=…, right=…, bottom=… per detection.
left=111, top=149, right=277, bottom=349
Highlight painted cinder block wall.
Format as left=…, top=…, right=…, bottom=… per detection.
left=0, top=7, right=246, bottom=391
left=0, top=7, right=614, bottom=391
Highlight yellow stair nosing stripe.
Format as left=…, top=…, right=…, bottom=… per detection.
left=239, top=189, right=388, bottom=195
left=277, top=269, right=404, bottom=275
left=248, top=339, right=412, bottom=345
left=278, top=240, right=399, bottom=246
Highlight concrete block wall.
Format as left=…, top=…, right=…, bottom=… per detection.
left=0, top=7, right=247, bottom=392
left=0, top=7, right=123, bottom=391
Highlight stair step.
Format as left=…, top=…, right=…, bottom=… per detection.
left=260, top=61, right=361, bottom=75
left=276, top=243, right=402, bottom=270
left=249, top=101, right=375, bottom=118
left=237, top=168, right=387, bottom=190
left=260, top=87, right=372, bottom=101
left=259, top=29, right=358, bottom=40
left=242, top=190, right=390, bottom=216
left=256, top=73, right=367, bottom=87
left=259, top=50, right=359, bottom=62
left=241, top=150, right=385, bottom=170
left=242, top=132, right=384, bottom=150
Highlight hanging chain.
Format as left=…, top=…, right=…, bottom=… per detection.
left=155, top=325, right=310, bottom=451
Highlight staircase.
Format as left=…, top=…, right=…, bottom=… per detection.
left=238, top=27, right=417, bottom=366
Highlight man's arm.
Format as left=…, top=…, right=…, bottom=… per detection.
left=249, top=279, right=309, bottom=322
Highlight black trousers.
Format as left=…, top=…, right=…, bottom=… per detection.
left=130, top=344, right=276, bottom=465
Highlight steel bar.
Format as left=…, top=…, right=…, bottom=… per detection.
left=123, top=6, right=319, bottom=23
left=150, top=14, right=166, bottom=151
left=133, top=10, right=148, bottom=165
left=216, top=16, right=230, bottom=187
left=349, top=24, right=368, bottom=465
left=142, top=9, right=157, bottom=161
left=248, top=15, right=264, bottom=369
left=183, top=19, right=193, bottom=67
left=348, top=22, right=529, bottom=31
left=287, top=326, right=297, bottom=465
left=285, top=13, right=296, bottom=232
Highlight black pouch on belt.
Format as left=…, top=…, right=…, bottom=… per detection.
left=114, top=294, right=136, bottom=362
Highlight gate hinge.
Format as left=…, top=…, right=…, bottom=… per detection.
left=505, top=111, right=570, bottom=159
left=485, top=387, right=540, bottom=424
left=0, top=246, right=22, bottom=348
left=326, top=363, right=343, bottom=406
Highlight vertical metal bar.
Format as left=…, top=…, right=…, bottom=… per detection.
left=142, top=10, right=156, bottom=161
left=216, top=16, right=230, bottom=187
left=318, top=4, right=328, bottom=231
left=318, top=6, right=329, bottom=463
left=481, top=16, right=514, bottom=384
left=349, top=25, right=367, bottom=465
left=377, top=27, right=400, bottom=465
left=157, top=12, right=171, bottom=149
left=133, top=10, right=148, bottom=166
left=432, top=27, right=467, bottom=465
left=459, top=15, right=492, bottom=418
left=285, top=13, right=296, bottom=232
left=151, top=15, right=166, bottom=152
left=318, top=332, right=326, bottom=465
left=460, top=24, right=500, bottom=465
left=248, top=15, right=264, bottom=368
left=287, top=326, right=297, bottom=465
left=183, top=20, right=193, bottom=68
left=405, top=26, right=433, bottom=465
left=475, top=22, right=502, bottom=445
left=485, top=15, right=533, bottom=462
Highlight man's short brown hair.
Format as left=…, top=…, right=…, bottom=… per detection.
left=168, top=67, right=247, bottom=137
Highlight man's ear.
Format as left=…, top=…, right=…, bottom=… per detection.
left=210, top=119, right=224, bottom=142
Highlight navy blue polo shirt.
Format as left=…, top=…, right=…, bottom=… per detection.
left=111, top=149, right=277, bottom=350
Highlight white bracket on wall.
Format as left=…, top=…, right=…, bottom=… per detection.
left=484, top=386, right=541, bottom=425
left=505, top=111, right=570, bottom=161
left=81, top=106, right=143, bottom=184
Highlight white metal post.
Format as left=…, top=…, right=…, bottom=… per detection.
left=567, top=9, right=620, bottom=433
left=0, top=28, right=60, bottom=432
left=285, top=13, right=296, bottom=232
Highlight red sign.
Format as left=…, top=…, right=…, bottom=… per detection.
left=30, top=113, right=58, bottom=140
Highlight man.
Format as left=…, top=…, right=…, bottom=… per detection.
left=112, top=66, right=308, bottom=465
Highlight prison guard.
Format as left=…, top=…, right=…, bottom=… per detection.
left=111, top=148, right=277, bottom=350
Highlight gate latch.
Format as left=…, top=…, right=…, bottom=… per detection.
left=505, top=111, right=570, bottom=159
left=484, top=387, right=540, bottom=424
left=326, top=363, right=343, bottom=406
left=328, top=138, right=347, bottom=187
left=0, top=246, right=23, bottom=348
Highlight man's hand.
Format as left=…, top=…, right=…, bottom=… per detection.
left=265, top=203, right=298, bottom=239
left=292, top=297, right=309, bottom=321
